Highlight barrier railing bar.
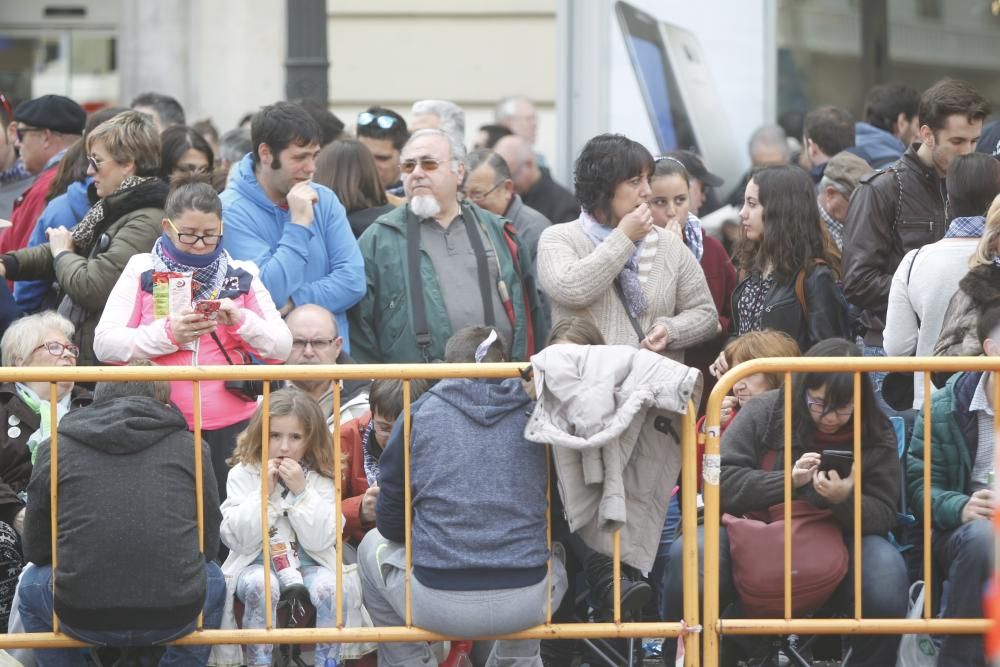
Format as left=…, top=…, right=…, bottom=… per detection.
left=261, top=382, right=273, bottom=631
left=923, top=371, right=932, bottom=620
left=334, top=380, right=344, bottom=628
left=718, top=618, right=991, bottom=634
left=48, top=382, right=59, bottom=635
left=783, top=372, right=792, bottom=621
left=545, top=443, right=553, bottom=625
left=403, top=380, right=412, bottom=627
left=0, top=622, right=701, bottom=648
left=680, top=402, right=701, bottom=667
left=853, top=372, right=862, bottom=620
left=193, top=380, right=205, bottom=631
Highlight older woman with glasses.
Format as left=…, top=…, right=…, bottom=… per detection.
left=0, top=311, right=90, bottom=627
left=95, top=174, right=291, bottom=503
left=0, top=110, right=167, bottom=365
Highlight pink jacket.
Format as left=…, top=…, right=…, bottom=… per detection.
left=94, top=253, right=292, bottom=430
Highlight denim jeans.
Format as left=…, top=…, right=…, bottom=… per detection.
left=934, top=519, right=992, bottom=667
left=649, top=493, right=682, bottom=620
left=18, top=561, right=226, bottom=667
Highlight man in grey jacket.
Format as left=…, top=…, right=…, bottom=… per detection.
left=17, top=373, right=225, bottom=664
left=359, top=326, right=565, bottom=666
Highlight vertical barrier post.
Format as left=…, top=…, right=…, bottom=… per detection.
left=403, top=380, right=413, bottom=626
left=922, top=373, right=933, bottom=619
left=612, top=531, right=621, bottom=624
left=783, top=373, right=792, bottom=621
left=853, top=373, right=863, bottom=619
left=333, top=381, right=343, bottom=628
left=261, top=382, right=273, bottom=630
left=193, top=381, right=206, bottom=630
left=546, top=444, right=553, bottom=624
left=681, top=403, right=701, bottom=667
left=702, top=402, right=722, bottom=667
left=49, top=382, right=59, bottom=634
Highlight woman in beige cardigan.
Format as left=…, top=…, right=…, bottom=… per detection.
left=536, top=134, right=718, bottom=362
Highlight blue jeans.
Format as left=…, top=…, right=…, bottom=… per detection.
left=649, top=493, right=682, bottom=620
left=18, top=561, right=226, bottom=667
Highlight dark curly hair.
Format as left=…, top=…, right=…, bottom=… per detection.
left=735, top=165, right=832, bottom=283
left=573, top=134, right=654, bottom=224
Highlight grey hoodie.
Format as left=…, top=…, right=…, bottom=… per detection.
left=376, top=378, right=549, bottom=591
left=23, top=396, right=221, bottom=631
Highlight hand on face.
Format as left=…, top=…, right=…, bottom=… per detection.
left=287, top=181, right=319, bottom=227
left=275, top=456, right=307, bottom=496
left=618, top=203, right=654, bottom=242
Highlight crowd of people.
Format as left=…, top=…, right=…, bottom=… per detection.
left=0, top=77, right=996, bottom=667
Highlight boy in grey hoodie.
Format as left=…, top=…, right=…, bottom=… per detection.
left=359, top=326, right=565, bottom=667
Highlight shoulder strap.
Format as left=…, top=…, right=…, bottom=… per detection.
left=886, top=165, right=903, bottom=232
left=613, top=280, right=646, bottom=343
left=460, top=207, right=496, bottom=328
left=906, top=247, right=922, bottom=329
left=406, top=212, right=434, bottom=362
left=793, top=258, right=827, bottom=321
left=208, top=331, right=236, bottom=365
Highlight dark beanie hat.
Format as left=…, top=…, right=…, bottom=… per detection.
left=14, top=95, right=86, bottom=135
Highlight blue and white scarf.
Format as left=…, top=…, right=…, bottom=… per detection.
left=361, top=419, right=380, bottom=486
left=580, top=210, right=647, bottom=318
left=944, top=215, right=985, bottom=239
left=684, top=213, right=704, bottom=262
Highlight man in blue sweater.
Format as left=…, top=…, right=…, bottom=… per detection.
left=221, top=101, right=364, bottom=352
left=358, top=326, right=565, bottom=666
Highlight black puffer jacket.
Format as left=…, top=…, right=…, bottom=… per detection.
left=842, top=144, right=948, bottom=346
left=729, top=264, right=850, bottom=352
left=934, top=264, right=1000, bottom=357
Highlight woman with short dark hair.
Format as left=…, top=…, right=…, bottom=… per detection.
left=536, top=133, right=717, bottom=361
left=711, top=165, right=849, bottom=378
left=159, top=125, right=215, bottom=181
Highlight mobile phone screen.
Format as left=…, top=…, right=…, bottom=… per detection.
left=615, top=1, right=697, bottom=153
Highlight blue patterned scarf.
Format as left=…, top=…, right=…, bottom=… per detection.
left=151, top=235, right=229, bottom=303
left=580, top=210, right=647, bottom=318
left=944, top=216, right=985, bottom=239
left=684, top=213, right=704, bottom=261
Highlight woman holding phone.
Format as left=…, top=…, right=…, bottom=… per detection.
left=94, top=173, right=291, bottom=501
left=664, top=338, right=907, bottom=665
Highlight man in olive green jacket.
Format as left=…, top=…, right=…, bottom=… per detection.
left=348, top=128, right=546, bottom=364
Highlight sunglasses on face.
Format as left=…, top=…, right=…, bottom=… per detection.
left=15, top=126, right=46, bottom=143
left=399, top=157, right=448, bottom=174
left=358, top=112, right=399, bottom=130
left=87, top=155, right=106, bottom=172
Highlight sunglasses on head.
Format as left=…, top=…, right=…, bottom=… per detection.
left=358, top=112, right=399, bottom=130
left=399, top=157, right=448, bottom=174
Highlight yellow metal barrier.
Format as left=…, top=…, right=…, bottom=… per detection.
left=702, top=356, right=999, bottom=666
left=1, top=363, right=702, bottom=665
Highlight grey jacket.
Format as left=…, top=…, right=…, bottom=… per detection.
left=525, top=345, right=701, bottom=571
left=505, top=194, right=550, bottom=264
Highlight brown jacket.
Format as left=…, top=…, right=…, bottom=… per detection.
left=842, top=144, right=948, bottom=346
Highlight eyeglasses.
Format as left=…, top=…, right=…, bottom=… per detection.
left=166, top=218, right=223, bottom=247
left=466, top=180, right=504, bottom=202
left=34, top=341, right=80, bottom=359
left=805, top=395, right=854, bottom=419
left=358, top=112, right=399, bottom=130
left=399, top=157, right=448, bottom=174
left=15, top=126, right=46, bottom=143
left=87, top=154, right=106, bottom=172
left=291, top=338, right=336, bottom=351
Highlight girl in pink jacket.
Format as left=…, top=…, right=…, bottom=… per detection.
left=94, top=174, right=292, bottom=501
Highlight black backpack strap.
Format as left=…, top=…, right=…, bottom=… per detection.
left=906, top=246, right=922, bottom=329
left=406, top=211, right=434, bottom=362
left=460, top=206, right=496, bottom=327
left=613, top=280, right=645, bottom=343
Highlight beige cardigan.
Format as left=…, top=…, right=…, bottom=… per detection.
left=537, top=219, right=718, bottom=360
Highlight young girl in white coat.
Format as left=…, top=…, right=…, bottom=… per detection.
left=218, top=388, right=372, bottom=667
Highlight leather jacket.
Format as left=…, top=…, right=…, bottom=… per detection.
left=729, top=264, right=850, bottom=352
left=842, top=144, right=948, bottom=346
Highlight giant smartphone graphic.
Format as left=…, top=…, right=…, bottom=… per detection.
left=615, top=1, right=697, bottom=154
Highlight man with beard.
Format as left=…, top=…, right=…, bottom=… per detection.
left=221, top=101, right=365, bottom=352
left=285, top=303, right=369, bottom=425
left=349, top=128, right=546, bottom=363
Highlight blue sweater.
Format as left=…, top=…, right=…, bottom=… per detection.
left=14, top=179, right=93, bottom=313
left=851, top=122, right=905, bottom=169
left=376, top=378, right=549, bottom=590
left=220, top=155, right=365, bottom=351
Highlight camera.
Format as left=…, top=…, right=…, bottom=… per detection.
left=224, top=379, right=284, bottom=402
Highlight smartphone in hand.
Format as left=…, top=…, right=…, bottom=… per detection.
left=819, top=450, right=854, bottom=478
left=194, top=300, right=221, bottom=316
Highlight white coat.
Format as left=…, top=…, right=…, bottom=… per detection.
left=210, top=463, right=374, bottom=666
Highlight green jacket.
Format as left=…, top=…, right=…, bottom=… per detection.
left=349, top=202, right=547, bottom=363
left=906, top=371, right=982, bottom=532
left=4, top=180, right=167, bottom=366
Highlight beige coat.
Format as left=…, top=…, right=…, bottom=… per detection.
left=525, top=345, right=701, bottom=571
